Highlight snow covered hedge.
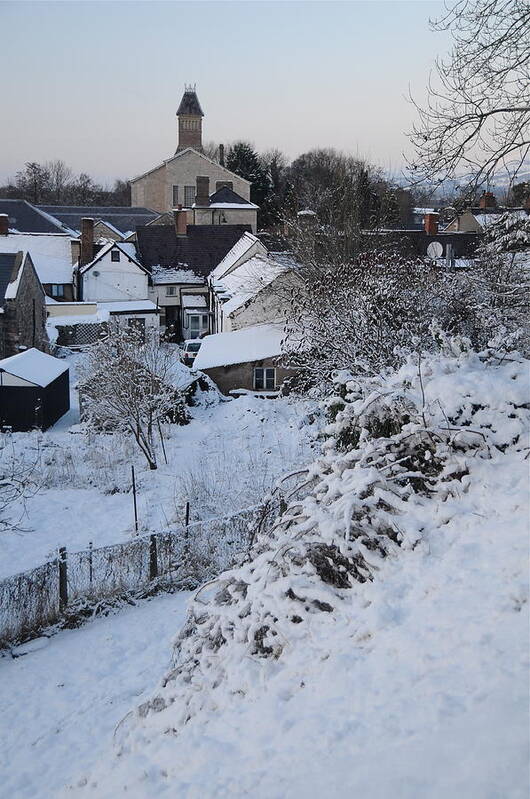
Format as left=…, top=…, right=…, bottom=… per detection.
left=76, top=343, right=529, bottom=797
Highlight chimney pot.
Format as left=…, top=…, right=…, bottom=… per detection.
left=80, top=217, right=95, bottom=266
left=195, top=176, right=210, bottom=207
left=479, top=191, right=497, bottom=209
left=173, top=207, right=188, bottom=236
left=424, top=212, right=439, bottom=236
left=0, top=214, right=8, bottom=236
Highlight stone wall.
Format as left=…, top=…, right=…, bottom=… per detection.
left=202, top=358, right=293, bottom=395
left=0, top=254, right=47, bottom=359
left=131, top=151, right=250, bottom=213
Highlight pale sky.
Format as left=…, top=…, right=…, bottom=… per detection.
left=0, top=0, right=451, bottom=186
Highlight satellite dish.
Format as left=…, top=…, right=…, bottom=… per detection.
left=93, top=270, right=100, bottom=277
left=427, top=241, right=443, bottom=259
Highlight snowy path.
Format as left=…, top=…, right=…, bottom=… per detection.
left=0, top=591, right=191, bottom=799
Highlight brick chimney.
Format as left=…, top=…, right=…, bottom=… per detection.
left=479, top=191, right=497, bottom=209
left=424, top=212, right=439, bottom=236
left=195, top=176, right=210, bottom=207
left=80, top=217, right=95, bottom=266
left=173, top=204, right=188, bottom=236
left=0, top=214, right=8, bottom=236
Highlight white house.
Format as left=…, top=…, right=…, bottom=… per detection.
left=80, top=241, right=149, bottom=303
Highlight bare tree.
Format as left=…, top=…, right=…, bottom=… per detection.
left=79, top=323, right=189, bottom=470
left=45, top=159, right=73, bottom=204
left=0, top=434, right=40, bottom=533
left=409, top=0, right=530, bottom=194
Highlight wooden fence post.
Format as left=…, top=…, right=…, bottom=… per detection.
left=58, top=547, right=68, bottom=610
left=131, top=465, right=138, bottom=535
left=88, top=541, right=93, bottom=588
left=149, top=535, right=158, bottom=581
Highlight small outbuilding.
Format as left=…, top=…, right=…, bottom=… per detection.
left=193, top=323, right=292, bottom=396
left=0, top=348, right=70, bottom=431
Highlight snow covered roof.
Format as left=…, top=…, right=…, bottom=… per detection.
left=0, top=348, right=68, bottom=387
left=182, top=294, right=207, bottom=308
left=150, top=265, right=204, bottom=285
left=80, top=241, right=147, bottom=274
left=0, top=233, right=73, bottom=284
left=194, top=323, right=284, bottom=370
left=210, top=232, right=266, bottom=282
left=216, top=255, right=290, bottom=316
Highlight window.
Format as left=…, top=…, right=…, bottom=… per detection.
left=166, top=286, right=177, bottom=297
left=172, top=185, right=179, bottom=206
left=201, top=314, right=208, bottom=328
left=254, top=367, right=275, bottom=391
left=189, top=314, right=201, bottom=338
left=111, top=250, right=120, bottom=262
left=51, top=284, right=64, bottom=298
left=184, top=186, right=195, bottom=207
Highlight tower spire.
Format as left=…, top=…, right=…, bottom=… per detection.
left=176, top=85, right=204, bottom=153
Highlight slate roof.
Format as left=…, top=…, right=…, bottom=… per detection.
left=0, top=200, right=70, bottom=234
left=37, top=206, right=159, bottom=235
left=176, top=89, right=204, bottom=117
left=136, top=224, right=252, bottom=279
left=208, top=186, right=250, bottom=205
left=0, top=252, right=18, bottom=303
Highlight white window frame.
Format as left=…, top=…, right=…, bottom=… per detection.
left=165, top=286, right=177, bottom=297
left=254, top=367, right=276, bottom=391
left=172, top=185, right=179, bottom=206
left=51, top=284, right=64, bottom=298
left=184, top=186, right=195, bottom=207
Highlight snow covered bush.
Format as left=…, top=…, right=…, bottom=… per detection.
left=0, top=433, right=40, bottom=532
left=78, top=323, right=190, bottom=470
left=100, top=345, right=528, bottom=765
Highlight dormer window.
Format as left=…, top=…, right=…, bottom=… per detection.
left=111, top=250, right=120, bottom=262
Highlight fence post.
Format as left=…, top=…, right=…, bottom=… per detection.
left=58, top=547, right=68, bottom=610
left=131, top=465, right=138, bottom=535
left=149, top=535, right=158, bottom=581
left=88, top=541, right=93, bottom=588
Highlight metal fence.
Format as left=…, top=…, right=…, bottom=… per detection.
left=0, top=503, right=276, bottom=648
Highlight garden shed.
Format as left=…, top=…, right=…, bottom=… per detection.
left=0, top=348, right=69, bottom=431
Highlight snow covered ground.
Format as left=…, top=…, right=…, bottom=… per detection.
left=0, top=591, right=191, bottom=799
left=0, top=353, right=318, bottom=578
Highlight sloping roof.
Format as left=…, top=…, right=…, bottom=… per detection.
left=194, top=323, right=284, bottom=370
left=80, top=240, right=147, bottom=274
left=37, top=206, right=159, bottom=235
left=208, top=187, right=250, bottom=206
left=0, top=348, right=68, bottom=387
left=0, top=252, right=18, bottom=303
left=176, top=89, right=204, bottom=117
left=215, top=255, right=290, bottom=316
left=0, top=233, right=73, bottom=284
left=130, top=148, right=251, bottom=185
left=136, top=224, right=252, bottom=279
left=0, top=200, right=71, bottom=234
left=210, top=231, right=265, bottom=281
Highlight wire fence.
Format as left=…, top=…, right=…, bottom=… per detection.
left=0, top=502, right=278, bottom=648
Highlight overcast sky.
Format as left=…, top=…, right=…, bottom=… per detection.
left=0, top=1, right=451, bottom=186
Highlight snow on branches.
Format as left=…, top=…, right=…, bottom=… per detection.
left=78, top=323, right=190, bottom=470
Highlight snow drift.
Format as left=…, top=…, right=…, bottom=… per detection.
left=69, top=344, right=529, bottom=799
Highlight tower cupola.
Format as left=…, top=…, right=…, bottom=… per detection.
left=176, top=85, right=204, bottom=153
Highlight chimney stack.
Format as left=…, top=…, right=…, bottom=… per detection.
left=0, top=214, right=8, bottom=236
left=479, top=191, right=497, bottom=209
left=424, top=212, right=439, bottom=236
left=173, top=204, right=188, bottom=236
left=219, top=144, right=225, bottom=167
left=80, top=218, right=95, bottom=266
left=195, top=176, right=210, bottom=207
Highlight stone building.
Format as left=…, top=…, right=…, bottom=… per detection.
left=0, top=248, right=47, bottom=359
left=130, top=87, right=251, bottom=214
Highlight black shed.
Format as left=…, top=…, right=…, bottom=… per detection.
left=0, top=348, right=70, bottom=431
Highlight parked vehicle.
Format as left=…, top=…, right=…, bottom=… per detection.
left=181, top=339, right=202, bottom=366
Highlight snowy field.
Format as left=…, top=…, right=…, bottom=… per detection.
left=0, top=591, right=191, bottom=798
left=0, top=354, right=318, bottom=579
